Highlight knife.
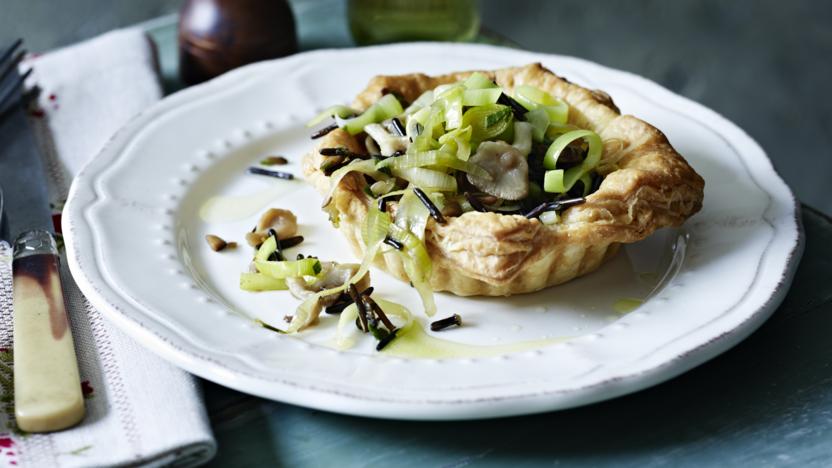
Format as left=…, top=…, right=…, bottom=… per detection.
left=0, top=68, right=85, bottom=432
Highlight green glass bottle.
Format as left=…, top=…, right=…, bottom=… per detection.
left=348, top=0, right=480, bottom=45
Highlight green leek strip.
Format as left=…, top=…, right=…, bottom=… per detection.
left=392, top=167, right=457, bottom=191
left=541, top=103, right=568, bottom=125
left=374, top=298, right=414, bottom=328
left=463, top=72, right=497, bottom=90
left=288, top=207, right=391, bottom=333
left=512, top=122, right=533, bottom=156
left=362, top=199, right=393, bottom=246
left=454, top=137, right=472, bottom=161
left=394, top=188, right=430, bottom=239
left=524, top=108, right=549, bottom=142
left=376, top=189, right=408, bottom=202
left=240, top=273, right=287, bottom=291
left=544, top=169, right=565, bottom=193
left=545, top=122, right=581, bottom=138
left=404, top=120, right=420, bottom=144
left=407, top=106, right=431, bottom=138
left=390, top=188, right=436, bottom=317
left=335, top=303, right=360, bottom=349
left=255, top=258, right=322, bottom=279
left=579, top=172, right=594, bottom=196
left=462, top=88, right=502, bottom=106
left=404, top=90, right=434, bottom=115
left=514, top=84, right=569, bottom=124
left=306, top=105, right=356, bottom=127
left=376, top=150, right=490, bottom=180
left=254, top=236, right=277, bottom=262
left=438, top=138, right=472, bottom=162
left=539, top=211, right=560, bottom=225
left=542, top=129, right=603, bottom=192
left=436, top=86, right=464, bottom=130
left=370, top=179, right=396, bottom=196
left=445, top=100, right=463, bottom=131
left=410, top=105, right=443, bottom=151
left=324, top=159, right=390, bottom=207
left=461, top=104, right=513, bottom=144
left=432, top=83, right=460, bottom=97
left=437, top=125, right=472, bottom=145
left=438, top=126, right=473, bottom=161
left=342, top=94, right=404, bottom=135
left=388, top=223, right=436, bottom=317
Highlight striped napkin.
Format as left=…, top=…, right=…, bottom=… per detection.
left=0, top=28, right=216, bottom=467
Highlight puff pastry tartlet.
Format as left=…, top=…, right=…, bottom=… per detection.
left=303, top=63, right=704, bottom=297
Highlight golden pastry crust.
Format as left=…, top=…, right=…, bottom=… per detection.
left=302, top=63, right=704, bottom=296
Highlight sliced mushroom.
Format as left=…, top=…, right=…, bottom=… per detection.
left=466, top=141, right=529, bottom=201
left=205, top=234, right=228, bottom=251
left=286, top=262, right=371, bottom=306
left=245, top=208, right=298, bottom=247
left=287, top=298, right=323, bottom=333
left=512, top=122, right=533, bottom=156
left=441, top=200, right=462, bottom=217
left=364, top=123, right=409, bottom=156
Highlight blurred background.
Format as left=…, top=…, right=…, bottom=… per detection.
left=2, top=0, right=830, bottom=213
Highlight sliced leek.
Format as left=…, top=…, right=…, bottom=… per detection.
left=240, top=273, right=287, bottom=291
left=254, top=236, right=277, bottom=262
left=461, top=104, right=513, bottom=144
left=255, top=258, right=322, bottom=278
left=543, top=169, right=565, bottom=193
left=388, top=223, right=436, bottom=316
left=342, top=94, right=403, bottom=135
left=376, top=150, right=490, bottom=180
left=404, top=90, right=434, bottom=115
left=463, top=72, right=497, bottom=90
left=438, top=125, right=473, bottom=160
left=539, top=211, right=560, bottom=225
left=462, top=88, right=502, bottom=106
left=323, top=159, right=391, bottom=207
left=514, top=84, right=568, bottom=124
left=525, top=108, right=550, bottom=142
left=394, top=188, right=430, bottom=240
left=307, top=105, right=356, bottom=127
left=512, top=122, right=533, bottom=156
left=542, top=129, right=603, bottom=193
left=392, top=167, right=457, bottom=191
left=436, top=86, right=464, bottom=130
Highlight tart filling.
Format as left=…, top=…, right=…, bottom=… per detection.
left=300, top=63, right=704, bottom=322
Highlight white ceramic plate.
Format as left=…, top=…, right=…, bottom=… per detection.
left=64, top=43, right=802, bottom=420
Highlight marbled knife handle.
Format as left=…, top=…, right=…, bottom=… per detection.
left=12, top=230, right=84, bottom=432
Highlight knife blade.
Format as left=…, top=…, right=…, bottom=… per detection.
left=0, top=72, right=85, bottom=432
left=0, top=103, right=52, bottom=239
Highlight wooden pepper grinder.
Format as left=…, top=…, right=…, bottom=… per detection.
left=179, top=0, right=298, bottom=85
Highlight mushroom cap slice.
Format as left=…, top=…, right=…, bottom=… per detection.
left=364, top=123, right=408, bottom=156
left=466, top=141, right=529, bottom=201
left=286, top=262, right=370, bottom=306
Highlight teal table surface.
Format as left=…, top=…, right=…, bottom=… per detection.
left=137, top=7, right=832, bottom=467
left=5, top=2, right=829, bottom=465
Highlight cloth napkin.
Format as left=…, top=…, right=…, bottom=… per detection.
left=0, top=29, right=216, bottom=467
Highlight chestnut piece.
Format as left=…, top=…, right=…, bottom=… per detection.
left=178, top=0, right=298, bottom=85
